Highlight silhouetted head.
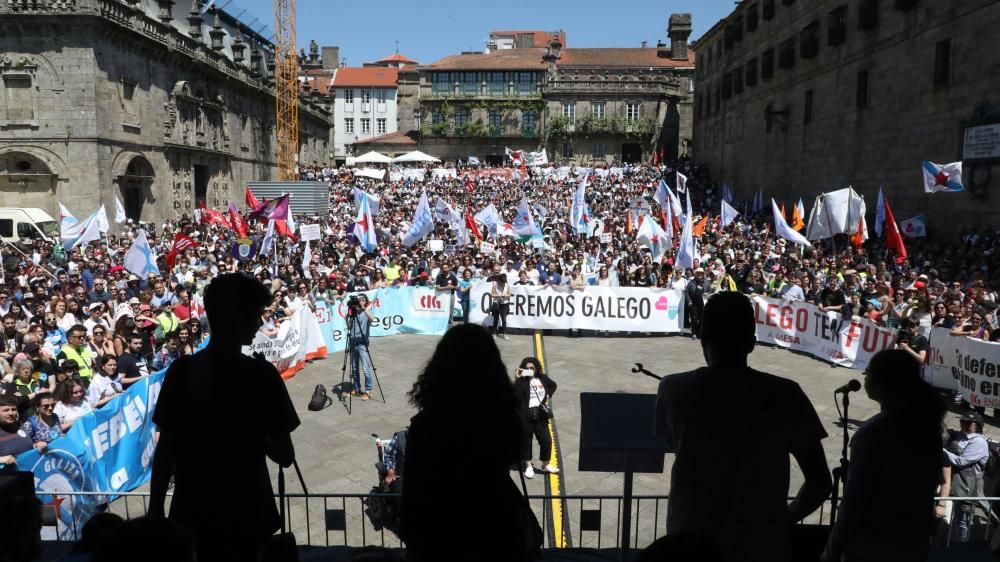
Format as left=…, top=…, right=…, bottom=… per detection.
left=409, top=324, right=516, bottom=415
left=635, top=534, right=725, bottom=562
left=70, top=512, right=125, bottom=555
left=204, top=273, right=272, bottom=346
left=93, top=516, right=195, bottom=562
left=864, top=349, right=944, bottom=430
left=701, top=292, right=756, bottom=366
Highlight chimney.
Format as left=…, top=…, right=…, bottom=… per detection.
left=668, top=13, right=693, bottom=61
left=322, top=46, right=340, bottom=70
left=641, top=40, right=648, bottom=48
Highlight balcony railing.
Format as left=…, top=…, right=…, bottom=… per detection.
left=544, top=80, right=675, bottom=94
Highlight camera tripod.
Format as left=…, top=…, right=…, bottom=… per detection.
left=338, top=310, right=385, bottom=415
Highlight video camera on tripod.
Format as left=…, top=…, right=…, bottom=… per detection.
left=346, top=295, right=363, bottom=314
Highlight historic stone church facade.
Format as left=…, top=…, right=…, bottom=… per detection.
left=0, top=0, right=332, bottom=226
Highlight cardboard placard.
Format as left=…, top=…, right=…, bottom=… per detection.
left=299, top=224, right=321, bottom=241
left=427, top=239, right=444, bottom=252
left=599, top=232, right=612, bottom=244
left=480, top=241, right=496, bottom=254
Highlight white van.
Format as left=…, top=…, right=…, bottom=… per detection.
left=0, top=208, right=59, bottom=244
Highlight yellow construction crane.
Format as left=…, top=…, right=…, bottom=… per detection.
left=273, top=0, right=298, bottom=180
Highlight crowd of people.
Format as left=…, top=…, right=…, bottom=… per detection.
left=0, top=156, right=996, bottom=560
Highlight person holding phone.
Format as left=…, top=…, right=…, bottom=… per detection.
left=513, top=357, right=558, bottom=479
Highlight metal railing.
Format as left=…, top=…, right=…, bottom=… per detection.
left=42, top=492, right=1000, bottom=552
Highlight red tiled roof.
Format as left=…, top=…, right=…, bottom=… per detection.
left=333, top=67, right=399, bottom=88
left=556, top=48, right=695, bottom=68
left=377, top=53, right=418, bottom=64
left=299, top=73, right=334, bottom=95
left=356, top=130, right=419, bottom=146
left=424, top=48, right=548, bottom=71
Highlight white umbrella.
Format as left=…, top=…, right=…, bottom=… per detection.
left=353, top=151, right=393, bottom=165
left=392, top=150, right=441, bottom=163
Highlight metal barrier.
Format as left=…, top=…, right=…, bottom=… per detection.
left=42, top=492, right=1000, bottom=552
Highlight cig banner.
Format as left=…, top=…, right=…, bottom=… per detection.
left=752, top=296, right=896, bottom=370
left=925, top=326, right=1000, bottom=409
left=468, top=283, right=686, bottom=333
left=16, top=368, right=166, bottom=540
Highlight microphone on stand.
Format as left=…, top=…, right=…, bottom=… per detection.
left=834, top=379, right=861, bottom=394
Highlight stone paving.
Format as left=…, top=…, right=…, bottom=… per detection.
left=266, top=330, right=980, bottom=549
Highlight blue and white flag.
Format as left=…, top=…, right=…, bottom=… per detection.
left=355, top=193, right=378, bottom=253
left=513, top=196, right=540, bottom=239
left=899, top=214, right=927, bottom=238
left=467, top=156, right=481, bottom=166
left=654, top=179, right=670, bottom=211
left=721, top=199, right=740, bottom=228
left=922, top=161, right=964, bottom=193
left=874, top=186, right=886, bottom=237
left=675, top=190, right=696, bottom=270
left=772, top=198, right=812, bottom=247
left=402, top=190, right=434, bottom=247
left=61, top=208, right=102, bottom=251
left=123, top=230, right=159, bottom=277
left=260, top=218, right=277, bottom=255
left=354, top=188, right=381, bottom=217
left=637, top=214, right=670, bottom=261
left=474, top=204, right=501, bottom=239
left=571, top=175, right=589, bottom=234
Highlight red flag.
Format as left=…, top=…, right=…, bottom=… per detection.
left=198, top=206, right=231, bottom=229
left=850, top=218, right=865, bottom=249
left=465, top=207, right=482, bottom=240
left=464, top=176, right=475, bottom=193
left=228, top=203, right=248, bottom=238
left=245, top=187, right=261, bottom=209
left=275, top=219, right=297, bottom=240
left=165, top=232, right=199, bottom=270
left=882, top=195, right=907, bottom=263
left=652, top=147, right=659, bottom=166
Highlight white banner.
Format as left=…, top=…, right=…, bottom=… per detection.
left=752, top=296, right=895, bottom=369
left=431, top=168, right=457, bottom=179
left=926, top=327, right=1000, bottom=408
left=469, top=284, right=685, bottom=333
left=355, top=168, right=386, bottom=180
left=248, top=306, right=328, bottom=379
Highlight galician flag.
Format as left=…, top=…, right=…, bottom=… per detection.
left=922, top=161, right=964, bottom=193
left=675, top=190, right=696, bottom=270
left=512, top=196, right=540, bottom=241
left=354, top=192, right=378, bottom=252
left=899, top=214, right=927, bottom=238
left=636, top=214, right=670, bottom=261
left=61, top=207, right=102, bottom=250
left=721, top=199, right=740, bottom=228
left=570, top=175, right=589, bottom=234
left=474, top=204, right=501, bottom=239
left=772, top=199, right=812, bottom=247
left=401, top=190, right=434, bottom=247
left=123, top=230, right=159, bottom=277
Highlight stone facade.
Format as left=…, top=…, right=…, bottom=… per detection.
left=693, top=0, right=1000, bottom=236
left=0, top=0, right=332, bottom=228
left=409, top=15, right=695, bottom=165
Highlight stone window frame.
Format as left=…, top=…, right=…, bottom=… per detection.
left=360, top=117, right=371, bottom=134
left=0, top=58, right=39, bottom=129
left=376, top=117, right=387, bottom=134
left=592, top=101, right=606, bottom=120
left=344, top=118, right=355, bottom=134
left=117, top=75, right=141, bottom=130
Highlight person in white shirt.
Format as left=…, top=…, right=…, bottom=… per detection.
left=87, top=355, right=123, bottom=409
left=54, top=379, right=92, bottom=429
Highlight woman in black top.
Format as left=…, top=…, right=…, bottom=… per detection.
left=513, top=357, right=558, bottom=479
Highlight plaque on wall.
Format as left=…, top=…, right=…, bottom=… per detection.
left=963, top=123, right=1000, bottom=160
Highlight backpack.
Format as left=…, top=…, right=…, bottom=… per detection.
left=307, top=384, right=332, bottom=411
left=985, top=438, right=1000, bottom=476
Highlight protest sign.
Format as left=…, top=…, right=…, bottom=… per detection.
left=479, top=241, right=496, bottom=254
left=599, top=232, right=613, bottom=244
left=299, top=223, right=321, bottom=241
left=249, top=306, right=328, bottom=379
left=315, top=286, right=451, bottom=353
left=926, top=327, right=1000, bottom=408
left=469, top=284, right=685, bottom=333
left=427, top=239, right=444, bottom=252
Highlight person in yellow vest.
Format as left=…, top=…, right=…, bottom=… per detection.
left=56, top=324, right=95, bottom=386
left=154, top=301, right=183, bottom=345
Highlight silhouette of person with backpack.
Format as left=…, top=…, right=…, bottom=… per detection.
left=150, top=273, right=300, bottom=562
left=654, top=292, right=832, bottom=562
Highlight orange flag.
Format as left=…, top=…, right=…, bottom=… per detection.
left=692, top=215, right=709, bottom=237
left=850, top=218, right=865, bottom=249
left=790, top=203, right=806, bottom=231
left=780, top=204, right=787, bottom=222
left=626, top=211, right=633, bottom=234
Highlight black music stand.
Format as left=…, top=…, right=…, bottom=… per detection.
left=579, top=392, right=668, bottom=562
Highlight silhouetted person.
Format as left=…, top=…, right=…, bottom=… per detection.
left=400, top=324, right=531, bottom=562
left=822, top=349, right=944, bottom=562
left=654, top=292, right=832, bottom=562
left=635, top=534, right=725, bottom=562
left=62, top=513, right=124, bottom=562
left=150, top=274, right=299, bottom=562
left=92, top=516, right=196, bottom=562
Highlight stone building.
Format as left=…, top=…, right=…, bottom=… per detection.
left=0, top=0, right=332, bottom=227
left=693, top=0, right=1000, bottom=234
left=404, top=14, right=695, bottom=165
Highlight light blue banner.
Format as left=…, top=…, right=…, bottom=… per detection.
left=16, top=368, right=166, bottom=539
left=315, top=286, right=452, bottom=353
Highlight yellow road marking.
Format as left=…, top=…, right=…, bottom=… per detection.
left=534, top=331, right=566, bottom=548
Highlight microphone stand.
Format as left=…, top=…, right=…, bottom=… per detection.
left=829, top=390, right=851, bottom=527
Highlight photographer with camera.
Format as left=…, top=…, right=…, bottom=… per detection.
left=513, top=357, right=558, bottom=479
left=346, top=294, right=376, bottom=400
left=896, top=318, right=929, bottom=364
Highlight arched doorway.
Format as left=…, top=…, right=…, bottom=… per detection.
left=116, top=154, right=155, bottom=222
left=0, top=151, right=57, bottom=209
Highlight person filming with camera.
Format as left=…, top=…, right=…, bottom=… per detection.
left=896, top=318, right=929, bottom=364
left=346, top=294, right=376, bottom=400
left=513, top=357, right=558, bottom=479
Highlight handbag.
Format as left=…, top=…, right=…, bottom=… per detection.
left=262, top=461, right=308, bottom=562
left=529, top=382, right=552, bottom=421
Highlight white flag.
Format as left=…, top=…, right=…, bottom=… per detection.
left=676, top=171, right=688, bottom=194
left=65, top=211, right=102, bottom=251
left=570, top=175, right=589, bottom=234
left=123, top=230, right=159, bottom=277
left=114, top=196, right=127, bottom=224
left=96, top=204, right=110, bottom=234
left=301, top=240, right=312, bottom=279
left=260, top=218, right=276, bottom=255
left=675, top=191, right=695, bottom=270
left=721, top=200, right=740, bottom=228
left=474, top=204, right=501, bottom=239
left=401, top=190, right=434, bottom=247
left=772, top=199, right=812, bottom=247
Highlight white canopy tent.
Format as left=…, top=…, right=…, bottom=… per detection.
left=352, top=151, right=393, bottom=165
left=805, top=187, right=868, bottom=241
left=392, top=150, right=441, bottom=163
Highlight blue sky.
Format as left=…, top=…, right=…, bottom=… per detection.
left=226, top=0, right=732, bottom=66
